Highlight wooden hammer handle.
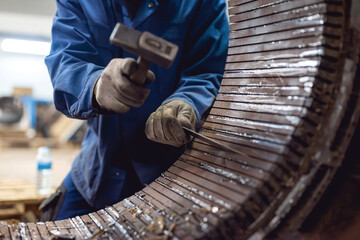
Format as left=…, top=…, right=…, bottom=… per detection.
left=130, top=56, right=151, bottom=85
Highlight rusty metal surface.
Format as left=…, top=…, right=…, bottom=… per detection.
left=1, top=0, right=359, bottom=239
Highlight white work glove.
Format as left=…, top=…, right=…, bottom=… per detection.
left=94, top=58, right=155, bottom=113
left=145, top=100, right=196, bottom=147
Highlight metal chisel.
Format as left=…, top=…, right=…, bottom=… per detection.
left=182, top=126, right=249, bottom=158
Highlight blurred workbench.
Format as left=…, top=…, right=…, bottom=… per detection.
left=0, top=180, right=48, bottom=220
left=0, top=147, right=78, bottom=220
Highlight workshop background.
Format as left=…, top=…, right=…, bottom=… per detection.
left=0, top=0, right=359, bottom=239
left=0, top=0, right=82, bottom=221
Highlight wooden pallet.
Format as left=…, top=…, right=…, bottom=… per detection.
left=0, top=180, right=49, bottom=219
left=0, top=136, right=58, bottom=149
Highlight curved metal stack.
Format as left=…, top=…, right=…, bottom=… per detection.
left=1, top=0, right=359, bottom=239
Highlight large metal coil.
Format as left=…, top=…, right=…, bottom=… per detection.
left=1, top=0, right=359, bottom=239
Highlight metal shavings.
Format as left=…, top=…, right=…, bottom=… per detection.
left=6, top=219, right=19, bottom=228
left=200, top=222, right=210, bottom=232
left=168, top=223, right=176, bottom=233
left=49, top=230, right=75, bottom=240
left=146, top=216, right=165, bottom=235
left=211, top=206, right=219, bottom=214
left=144, top=206, right=153, bottom=215
left=88, top=224, right=115, bottom=240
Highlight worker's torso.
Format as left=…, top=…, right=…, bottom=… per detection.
left=71, top=0, right=203, bottom=208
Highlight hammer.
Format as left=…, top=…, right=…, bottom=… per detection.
left=110, top=23, right=179, bottom=85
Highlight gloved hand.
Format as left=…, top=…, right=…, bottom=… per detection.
left=145, top=100, right=196, bottom=147
left=94, top=58, right=155, bottom=113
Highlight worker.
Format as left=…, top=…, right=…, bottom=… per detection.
left=40, top=0, right=229, bottom=220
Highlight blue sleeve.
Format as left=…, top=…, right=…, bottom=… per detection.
left=162, top=0, right=229, bottom=125
left=45, top=0, right=112, bottom=119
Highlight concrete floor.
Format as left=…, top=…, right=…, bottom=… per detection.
left=0, top=147, right=79, bottom=187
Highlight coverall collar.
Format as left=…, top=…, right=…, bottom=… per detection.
left=120, top=0, right=159, bottom=28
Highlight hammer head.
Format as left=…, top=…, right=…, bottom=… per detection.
left=110, top=23, right=178, bottom=68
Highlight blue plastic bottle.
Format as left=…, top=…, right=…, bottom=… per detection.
left=36, top=146, right=52, bottom=195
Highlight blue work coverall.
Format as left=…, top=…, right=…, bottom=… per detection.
left=45, top=0, right=229, bottom=218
